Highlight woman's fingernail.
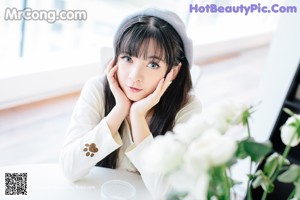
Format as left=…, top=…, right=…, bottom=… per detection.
left=169, top=81, right=172, bottom=85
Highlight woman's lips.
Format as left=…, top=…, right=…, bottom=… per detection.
left=128, top=86, right=142, bottom=93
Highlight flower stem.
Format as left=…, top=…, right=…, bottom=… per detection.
left=261, top=139, right=293, bottom=200
left=222, top=165, right=231, bottom=200
left=246, top=119, right=251, bottom=139
left=246, top=119, right=253, bottom=200
left=229, top=169, right=237, bottom=199
left=246, top=159, right=253, bottom=200
left=287, top=188, right=296, bottom=200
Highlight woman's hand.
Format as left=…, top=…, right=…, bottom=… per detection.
left=130, top=68, right=174, bottom=118
left=128, top=69, right=174, bottom=144
left=106, top=59, right=132, bottom=116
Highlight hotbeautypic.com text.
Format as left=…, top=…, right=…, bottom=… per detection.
left=190, top=3, right=297, bottom=15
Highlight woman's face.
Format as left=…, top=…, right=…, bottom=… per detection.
left=116, top=40, right=168, bottom=102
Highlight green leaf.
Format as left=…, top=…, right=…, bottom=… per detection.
left=277, top=154, right=291, bottom=166
left=278, top=164, right=300, bottom=183
left=247, top=173, right=256, bottom=180
left=235, top=139, right=248, bottom=159
left=226, top=157, right=237, bottom=168
left=294, top=179, right=300, bottom=198
left=251, top=170, right=274, bottom=193
left=242, top=110, right=251, bottom=126
left=261, top=175, right=274, bottom=193
left=296, top=125, right=300, bottom=139
left=228, top=177, right=242, bottom=187
left=283, top=108, right=295, bottom=116
left=252, top=173, right=263, bottom=188
left=289, top=122, right=299, bottom=128
left=208, top=167, right=225, bottom=198
left=167, top=189, right=188, bottom=200
left=243, top=139, right=272, bottom=162
left=264, top=154, right=279, bottom=177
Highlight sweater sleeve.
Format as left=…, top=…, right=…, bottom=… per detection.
left=125, top=95, right=202, bottom=199
left=59, top=76, right=122, bottom=182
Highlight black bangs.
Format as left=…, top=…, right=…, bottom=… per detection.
left=114, top=16, right=184, bottom=69
left=117, top=24, right=166, bottom=64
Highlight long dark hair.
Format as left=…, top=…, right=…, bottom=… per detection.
left=96, top=15, right=192, bottom=168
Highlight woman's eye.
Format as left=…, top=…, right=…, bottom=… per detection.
left=121, top=55, right=132, bottom=62
left=147, top=62, right=159, bottom=69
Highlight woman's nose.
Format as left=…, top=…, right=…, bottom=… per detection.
left=129, top=63, right=143, bottom=82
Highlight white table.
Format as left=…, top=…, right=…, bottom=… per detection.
left=0, top=164, right=153, bottom=200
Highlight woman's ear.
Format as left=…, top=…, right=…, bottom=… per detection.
left=171, top=62, right=182, bottom=81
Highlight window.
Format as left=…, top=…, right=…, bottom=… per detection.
left=1, top=0, right=281, bottom=59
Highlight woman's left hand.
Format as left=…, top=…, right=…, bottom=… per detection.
left=130, top=69, right=174, bottom=117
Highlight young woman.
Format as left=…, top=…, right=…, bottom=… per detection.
left=60, top=7, right=202, bottom=199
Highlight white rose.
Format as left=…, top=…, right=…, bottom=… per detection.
left=168, top=169, right=209, bottom=200
left=168, top=168, right=196, bottom=192
left=229, top=102, right=248, bottom=125
left=184, top=131, right=213, bottom=175
left=280, top=115, right=300, bottom=147
left=205, top=114, right=229, bottom=134
left=174, top=114, right=210, bottom=144
left=205, top=100, right=248, bottom=133
left=216, top=100, right=237, bottom=118
left=208, top=134, right=237, bottom=166
left=190, top=173, right=209, bottom=200
left=142, top=133, right=186, bottom=174
left=185, top=129, right=237, bottom=173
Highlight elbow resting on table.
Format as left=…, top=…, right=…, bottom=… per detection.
left=59, top=153, right=85, bottom=182
left=61, top=169, right=82, bottom=182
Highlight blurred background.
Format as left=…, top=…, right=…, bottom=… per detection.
left=0, top=0, right=298, bottom=190
left=0, top=0, right=281, bottom=164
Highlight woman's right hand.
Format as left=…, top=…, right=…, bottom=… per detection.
left=106, top=59, right=132, bottom=116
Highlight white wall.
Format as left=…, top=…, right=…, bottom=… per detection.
left=251, top=1, right=300, bottom=141
left=0, top=59, right=103, bottom=110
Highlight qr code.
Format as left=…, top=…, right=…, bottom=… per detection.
left=5, top=173, right=27, bottom=195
